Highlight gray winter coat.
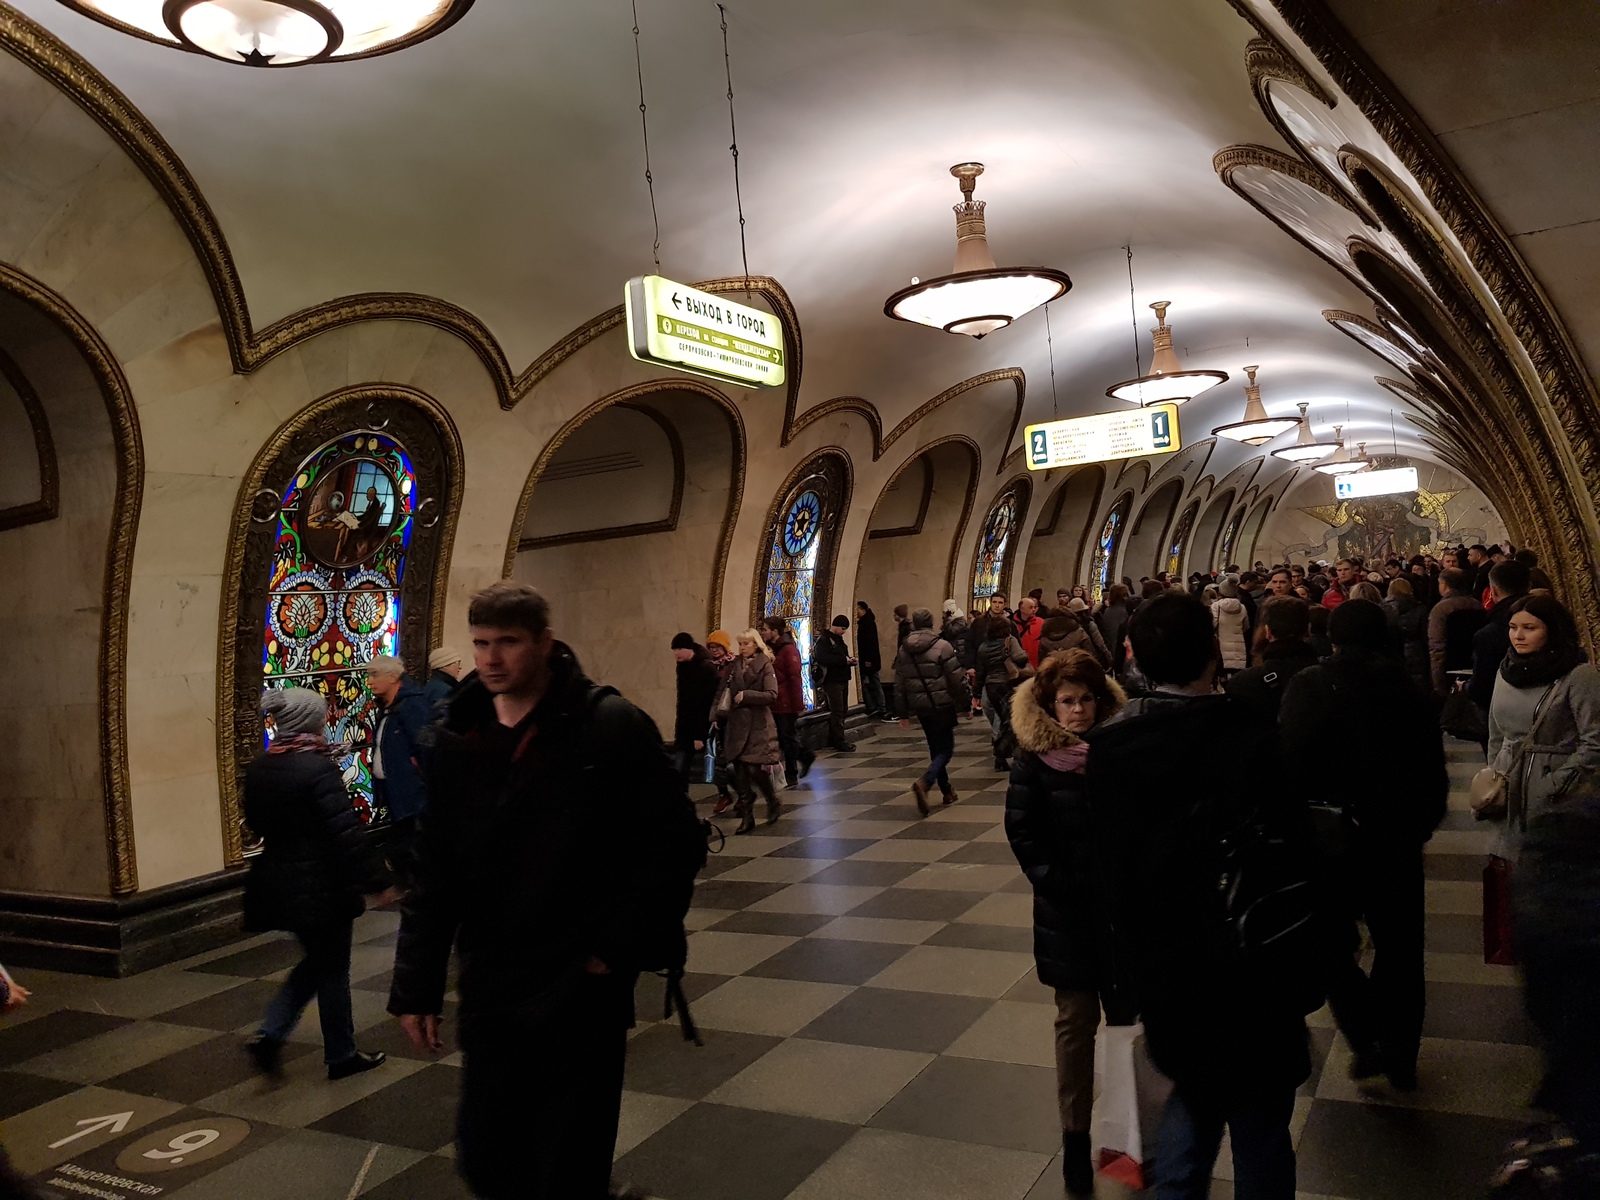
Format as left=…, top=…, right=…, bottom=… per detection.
left=893, top=629, right=970, bottom=718
left=1488, top=662, right=1600, bottom=861
left=715, top=653, right=780, bottom=765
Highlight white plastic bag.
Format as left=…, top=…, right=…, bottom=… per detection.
left=1092, top=1022, right=1171, bottom=1189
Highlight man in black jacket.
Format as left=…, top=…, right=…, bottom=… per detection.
left=1089, top=592, right=1312, bottom=1199
left=389, top=583, right=672, bottom=1199
left=855, top=601, right=887, bottom=719
left=1224, top=596, right=1320, bottom=720
left=1279, top=600, right=1447, bottom=1091
left=670, top=632, right=720, bottom=780
left=814, top=615, right=856, bottom=751
left=1467, top=560, right=1531, bottom=711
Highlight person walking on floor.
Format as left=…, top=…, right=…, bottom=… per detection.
left=389, top=582, right=692, bottom=1199
left=855, top=600, right=888, bottom=719
left=424, top=647, right=466, bottom=707
left=1223, top=596, right=1319, bottom=721
left=813, top=614, right=857, bottom=751
left=1278, top=599, right=1447, bottom=1090
left=670, top=632, right=720, bottom=783
left=1005, top=649, right=1130, bottom=1198
left=715, top=630, right=784, bottom=834
left=759, top=616, right=815, bottom=787
left=365, top=654, right=434, bottom=885
left=894, top=606, right=971, bottom=816
left=245, top=687, right=390, bottom=1080
left=1212, top=577, right=1250, bottom=677
left=704, top=630, right=739, bottom=813
left=973, top=612, right=1030, bottom=770
left=1088, top=592, right=1319, bottom=1199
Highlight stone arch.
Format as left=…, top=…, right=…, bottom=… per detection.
left=855, top=437, right=980, bottom=624
left=1023, top=464, right=1106, bottom=594
left=1122, top=479, right=1185, bottom=582
left=968, top=475, right=1033, bottom=608
left=1194, top=488, right=1237, bottom=573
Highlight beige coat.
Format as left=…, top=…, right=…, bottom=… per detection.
left=714, top=653, right=781, bottom=765
left=1212, top=597, right=1249, bottom=671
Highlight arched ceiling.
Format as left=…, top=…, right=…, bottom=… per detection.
left=12, top=0, right=1447, bottom=469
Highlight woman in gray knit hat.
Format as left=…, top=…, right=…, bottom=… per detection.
left=244, top=687, right=390, bottom=1080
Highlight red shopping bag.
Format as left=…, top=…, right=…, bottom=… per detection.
left=1092, top=1023, right=1172, bottom=1190
left=1483, top=855, right=1518, bottom=966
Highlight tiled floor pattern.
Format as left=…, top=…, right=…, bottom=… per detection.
left=0, top=723, right=1535, bottom=1199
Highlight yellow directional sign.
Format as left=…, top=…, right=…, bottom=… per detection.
left=625, top=275, right=786, bottom=389
left=1025, top=403, right=1181, bottom=470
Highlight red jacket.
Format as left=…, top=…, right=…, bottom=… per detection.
left=1014, top=614, right=1044, bottom=667
left=1321, top=583, right=1347, bottom=611
left=771, top=638, right=805, bottom=714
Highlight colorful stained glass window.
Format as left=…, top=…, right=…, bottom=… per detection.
left=972, top=491, right=1019, bottom=605
left=1219, top=505, right=1246, bottom=569
left=261, top=431, right=416, bottom=824
left=764, top=489, right=824, bottom=707
left=1166, top=500, right=1198, bottom=578
left=1091, top=494, right=1133, bottom=602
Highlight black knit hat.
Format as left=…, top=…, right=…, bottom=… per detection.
left=670, top=632, right=696, bottom=650
left=1327, top=598, right=1388, bottom=651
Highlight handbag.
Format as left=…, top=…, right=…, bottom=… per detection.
left=1441, top=686, right=1489, bottom=742
left=1091, top=1022, right=1172, bottom=1191
left=702, top=732, right=719, bottom=783
left=1483, top=854, right=1518, bottom=966
left=1471, top=768, right=1508, bottom=820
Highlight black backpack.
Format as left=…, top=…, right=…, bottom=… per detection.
left=581, top=686, right=712, bottom=1044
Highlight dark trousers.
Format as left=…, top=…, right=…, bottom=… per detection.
left=822, top=681, right=850, bottom=747
left=458, top=974, right=633, bottom=1199
left=774, top=712, right=812, bottom=780
left=1325, top=849, right=1425, bottom=1073
left=1153, top=1085, right=1297, bottom=1199
left=860, top=669, right=887, bottom=716
left=917, top=712, right=956, bottom=792
left=384, top=814, right=419, bottom=889
left=259, top=921, right=356, bottom=1065
left=1523, top=956, right=1600, bottom=1150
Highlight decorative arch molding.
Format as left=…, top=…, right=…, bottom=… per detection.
left=751, top=448, right=854, bottom=647
left=502, top=378, right=747, bottom=626
left=969, top=475, right=1033, bottom=604
left=1089, top=490, right=1135, bottom=601
left=0, top=262, right=143, bottom=893
left=788, top=368, right=1026, bottom=474
left=0, top=344, right=59, bottom=530
left=860, top=435, right=981, bottom=602
left=1243, top=497, right=1278, bottom=565
left=1166, top=498, right=1201, bottom=578
left=1196, top=487, right=1237, bottom=571
left=1148, top=436, right=1216, bottom=493
left=1114, top=457, right=1152, bottom=494
left=217, top=384, right=464, bottom=868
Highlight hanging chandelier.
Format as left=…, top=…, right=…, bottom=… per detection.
left=55, top=1, right=475, bottom=66
left=1105, top=302, right=1228, bottom=406
left=1271, top=404, right=1339, bottom=463
left=1211, top=365, right=1302, bottom=446
left=883, top=163, right=1072, bottom=339
left=1313, top=427, right=1370, bottom=475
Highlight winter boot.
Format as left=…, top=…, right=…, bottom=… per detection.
left=1062, top=1130, right=1093, bottom=1198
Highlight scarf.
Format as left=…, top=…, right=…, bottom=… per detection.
left=1038, top=742, right=1089, bottom=774
left=1501, top=642, right=1587, bottom=690
left=268, top=732, right=339, bottom=757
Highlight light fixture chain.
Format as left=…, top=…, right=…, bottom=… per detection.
left=717, top=4, right=751, bottom=291
left=1123, top=245, right=1140, bottom=378
left=1045, top=302, right=1060, bottom=418
left=631, top=0, right=662, bottom=273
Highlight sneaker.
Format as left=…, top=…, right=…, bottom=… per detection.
left=881, top=715, right=900, bottom=724
left=712, top=794, right=732, bottom=815
left=246, top=1033, right=283, bottom=1077
left=912, top=780, right=930, bottom=816
left=327, top=1050, right=386, bottom=1081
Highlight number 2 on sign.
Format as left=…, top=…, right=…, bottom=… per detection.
left=142, top=1129, right=221, bottom=1164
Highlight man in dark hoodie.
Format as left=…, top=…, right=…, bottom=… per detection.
left=1224, top=596, right=1320, bottom=720
left=1088, top=591, right=1313, bottom=1198
left=855, top=601, right=887, bottom=719
left=813, top=614, right=856, bottom=752
left=670, top=632, right=720, bottom=782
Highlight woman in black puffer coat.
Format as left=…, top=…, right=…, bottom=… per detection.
left=244, top=687, right=389, bottom=1081
left=1005, top=649, right=1127, bottom=1199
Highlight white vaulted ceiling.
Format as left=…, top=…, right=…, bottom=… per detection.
left=12, top=0, right=1445, bottom=468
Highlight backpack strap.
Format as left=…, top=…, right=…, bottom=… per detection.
left=662, top=967, right=703, bottom=1046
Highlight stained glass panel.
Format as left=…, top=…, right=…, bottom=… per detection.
left=1091, top=494, right=1132, bottom=602
left=261, top=431, right=416, bottom=824
left=1219, top=505, right=1245, bottom=569
left=1166, top=500, right=1198, bottom=578
left=972, top=492, right=1018, bottom=605
left=764, top=489, right=824, bottom=707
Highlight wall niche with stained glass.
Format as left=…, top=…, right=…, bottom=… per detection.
left=1090, top=492, right=1133, bottom=602
left=1166, top=499, right=1199, bottom=578
left=972, top=478, right=1031, bottom=608
left=755, top=451, right=851, bottom=710
left=228, top=395, right=456, bottom=861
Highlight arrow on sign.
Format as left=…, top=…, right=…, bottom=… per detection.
left=672, top=292, right=682, bottom=310
left=48, top=1112, right=133, bottom=1149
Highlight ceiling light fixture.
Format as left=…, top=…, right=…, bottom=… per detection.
left=1211, top=365, right=1302, bottom=446
left=1271, top=404, right=1339, bottom=463
left=1313, top=426, right=1369, bottom=476
left=1105, top=301, right=1229, bottom=406
left=884, top=163, right=1072, bottom=339
left=56, top=1, right=474, bottom=67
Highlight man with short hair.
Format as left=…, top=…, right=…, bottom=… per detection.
left=670, top=632, right=720, bottom=782
left=1467, top=544, right=1493, bottom=604
left=813, top=614, right=857, bottom=752
left=1013, top=595, right=1045, bottom=667
left=1467, top=560, right=1532, bottom=710
left=987, top=592, right=1009, bottom=621
left=365, top=654, right=432, bottom=883
left=1428, top=570, right=1487, bottom=694
left=1321, top=560, right=1357, bottom=610
left=1266, top=569, right=1293, bottom=599
left=1089, top=593, right=1311, bottom=1198
left=389, top=583, right=681, bottom=1199
left=760, top=616, right=815, bottom=782
left=1224, top=597, right=1319, bottom=719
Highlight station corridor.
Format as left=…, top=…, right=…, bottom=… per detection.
left=0, top=723, right=1533, bottom=1200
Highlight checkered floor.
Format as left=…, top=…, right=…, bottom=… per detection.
left=0, top=721, right=1537, bottom=1199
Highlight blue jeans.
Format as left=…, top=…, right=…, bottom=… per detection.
left=259, top=921, right=357, bottom=1065
left=1153, top=1085, right=1296, bottom=1200
left=917, top=713, right=956, bottom=792
left=860, top=669, right=887, bottom=716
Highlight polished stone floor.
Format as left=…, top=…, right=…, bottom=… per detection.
left=0, top=722, right=1535, bottom=1199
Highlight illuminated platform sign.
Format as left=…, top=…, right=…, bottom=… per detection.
left=1335, top=466, right=1419, bottom=499
left=1025, top=403, right=1180, bottom=470
left=625, top=275, right=786, bottom=389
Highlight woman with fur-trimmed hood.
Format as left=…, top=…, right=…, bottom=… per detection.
left=1004, top=649, right=1128, bottom=1199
